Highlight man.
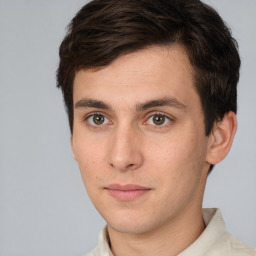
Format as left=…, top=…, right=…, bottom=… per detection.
left=57, top=0, right=256, bottom=255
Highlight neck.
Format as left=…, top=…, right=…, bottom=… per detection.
left=108, top=207, right=205, bottom=256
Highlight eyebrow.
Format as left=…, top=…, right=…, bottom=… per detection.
left=75, top=98, right=112, bottom=110
left=74, top=97, right=187, bottom=112
left=135, top=97, right=187, bottom=111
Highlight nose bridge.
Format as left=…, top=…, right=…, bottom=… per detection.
left=108, top=122, right=143, bottom=171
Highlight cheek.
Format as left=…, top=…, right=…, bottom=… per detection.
left=74, top=138, right=106, bottom=183
left=146, top=131, right=207, bottom=188
left=147, top=134, right=198, bottom=169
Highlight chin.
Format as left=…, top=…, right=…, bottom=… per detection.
left=109, top=222, right=151, bottom=235
left=105, top=212, right=161, bottom=235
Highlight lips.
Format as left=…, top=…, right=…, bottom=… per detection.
left=105, top=184, right=151, bottom=201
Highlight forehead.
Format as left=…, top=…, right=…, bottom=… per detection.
left=73, top=45, right=197, bottom=109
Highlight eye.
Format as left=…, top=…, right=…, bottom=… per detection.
left=87, top=114, right=110, bottom=126
left=147, top=114, right=172, bottom=126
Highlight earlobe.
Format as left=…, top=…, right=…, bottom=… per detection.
left=206, top=111, right=237, bottom=165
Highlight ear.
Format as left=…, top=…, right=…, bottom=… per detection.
left=206, top=111, right=237, bottom=165
left=70, top=136, right=77, bottom=161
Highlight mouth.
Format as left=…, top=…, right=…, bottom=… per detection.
left=105, top=184, right=151, bottom=201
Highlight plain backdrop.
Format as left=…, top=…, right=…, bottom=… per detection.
left=0, top=0, right=255, bottom=255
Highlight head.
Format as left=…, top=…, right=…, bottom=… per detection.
left=57, top=0, right=240, bottom=236
left=57, top=0, right=240, bottom=136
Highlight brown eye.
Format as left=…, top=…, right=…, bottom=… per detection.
left=152, top=114, right=166, bottom=125
left=86, top=113, right=111, bottom=128
left=92, top=114, right=105, bottom=125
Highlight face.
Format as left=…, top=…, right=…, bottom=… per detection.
left=71, top=46, right=211, bottom=235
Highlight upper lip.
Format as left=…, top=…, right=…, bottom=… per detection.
left=106, top=184, right=151, bottom=191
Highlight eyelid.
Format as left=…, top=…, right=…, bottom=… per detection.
left=82, top=111, right=174, bottom=128
left=83, top=111, right=108, bottom=120
left=83, top=111, right=112, bottom=127
left=143, top=111, right=174, bottom=127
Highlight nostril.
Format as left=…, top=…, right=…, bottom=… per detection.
left=109, top=161, right=136, bottom=170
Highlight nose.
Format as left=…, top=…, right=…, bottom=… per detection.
left=107, top=125, right=144, bottom=172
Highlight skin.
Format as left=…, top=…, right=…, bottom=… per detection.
left=71, top=45, right=237, bottom=256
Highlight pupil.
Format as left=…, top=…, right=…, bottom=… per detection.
left=153, top=115, right=165, bottom=125
left=93, top=114, right=104, bottom=125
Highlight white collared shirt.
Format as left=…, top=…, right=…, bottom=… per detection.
left=85, top=208, right=256, bottom=256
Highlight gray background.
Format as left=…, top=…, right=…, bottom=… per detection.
left=0, top=0, right=255, bottom=255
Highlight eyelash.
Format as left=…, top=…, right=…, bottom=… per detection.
left=144, top=112, right=174, bottom=128
left=83, top=112, right=174, bottom=129
left=84, top=112, right=112, bottom=129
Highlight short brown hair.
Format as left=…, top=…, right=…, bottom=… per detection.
left=57, top=0, right=240, bottom=136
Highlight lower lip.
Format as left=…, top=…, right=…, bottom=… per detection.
left=106, top=189, right=150, bottom=201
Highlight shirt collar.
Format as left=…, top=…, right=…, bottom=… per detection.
left=178, top=208, right=226, bottom=255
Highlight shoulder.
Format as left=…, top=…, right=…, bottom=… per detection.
left=83, top=245, right=112, bottom=256
left=83, top=226, right=113, bottom=256
left=179, top=209, right=256, bottom=256
left=205, top=209, right=256, bottom=255
left=204, top=209, right=256, bottom=256
left=219, top=232, right=256, bottom=256
left=83, top=247, right=99, bottom=256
